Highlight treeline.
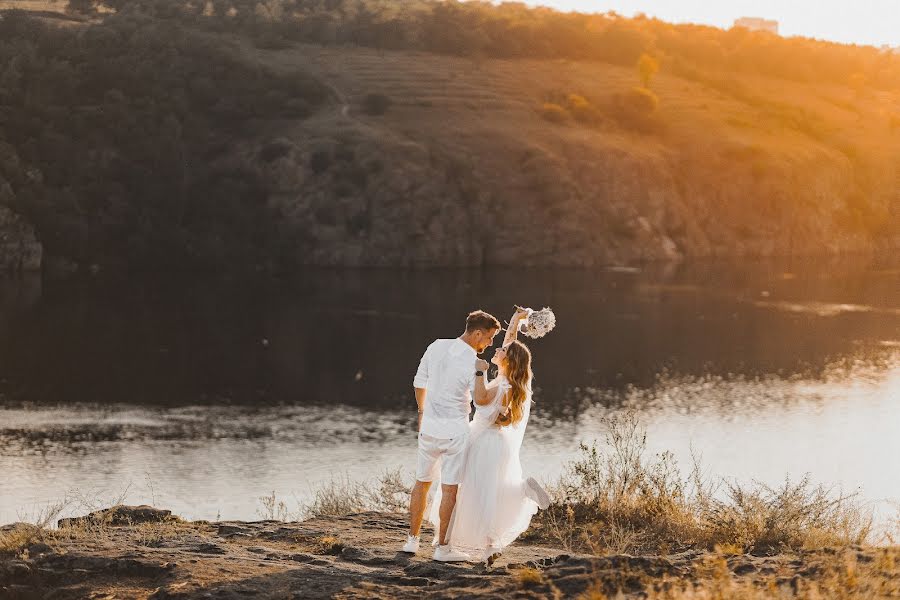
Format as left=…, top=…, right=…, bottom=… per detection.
left=78, top=0, right=900, bottom=90
left=0, top=10, right=327, bottom=269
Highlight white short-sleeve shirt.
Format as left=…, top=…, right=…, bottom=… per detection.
left=413, top=338, right=477, bottom=439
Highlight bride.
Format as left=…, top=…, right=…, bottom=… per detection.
left=433, top=307, right=551, bottom=564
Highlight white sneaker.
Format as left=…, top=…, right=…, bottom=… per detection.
left=433, top=545, right=471, bottom=562
left=525, top=477, right=551, bottom=510
left=400, top=535, right=420, bottom=554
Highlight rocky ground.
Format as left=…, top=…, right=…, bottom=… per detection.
left=1, top=506, right=898, bottom=599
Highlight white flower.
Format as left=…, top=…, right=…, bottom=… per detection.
left=521, top=307, right=556, bottom=339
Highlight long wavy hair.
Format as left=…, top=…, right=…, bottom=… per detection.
left=496, top=340, right=532, bottom=427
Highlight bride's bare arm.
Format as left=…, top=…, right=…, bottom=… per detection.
left=502, top=307, right=530, bottom=347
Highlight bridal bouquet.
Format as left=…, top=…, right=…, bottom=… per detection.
left=517, top=306, right=556, bottom=339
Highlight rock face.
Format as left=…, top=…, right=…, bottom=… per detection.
left=57, top=505, right=176, bottom=528
left=0, top=205, right=41, bottom=273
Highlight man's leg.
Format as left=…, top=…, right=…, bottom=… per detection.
left=438, top=483, right=458, bottom=545
left=408, top=479, right=432, bottom=536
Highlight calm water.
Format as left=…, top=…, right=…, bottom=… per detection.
left=1, top=257, right=898, bottom=525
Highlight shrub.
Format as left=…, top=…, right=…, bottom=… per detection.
left=566, top=93, right=601, bottom=125
left=361, top=93, right=392, bottom=116
left=609, top=87, right=661, bottom=132
left=536, top=412, right=872, bottom=556
left=539, top=102, right=569, bottom=124
left=638, top=52, right=659, bottom=88
left=624, top=86, right=659, bottom=114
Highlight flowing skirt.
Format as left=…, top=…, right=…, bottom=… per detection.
left=446, top=424, right=538, bottom=558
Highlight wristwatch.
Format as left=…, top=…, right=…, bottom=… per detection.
left=475, top=370, right=484, bottom=377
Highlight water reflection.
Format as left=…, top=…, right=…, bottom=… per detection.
left=2, top=350, right=896, bottom=523
left=1, top=255, right=898, bottom=523
left=1, top=255, right=897, bottom=411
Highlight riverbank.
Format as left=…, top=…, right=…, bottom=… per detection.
left=0, top=505, right=897, bottom=599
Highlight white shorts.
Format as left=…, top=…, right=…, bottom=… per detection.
left=416, top=432, right=468, bottom=485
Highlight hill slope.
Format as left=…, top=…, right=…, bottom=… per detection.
left=237, top=40, right=900, bottom=267
left=0, top=6, right=898, bottom=270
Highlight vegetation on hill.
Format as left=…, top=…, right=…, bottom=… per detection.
left=0, top=1, right=898, bottom=270
left=61, top=0, right=900, bottom=90
left=0, top=10, right=326, bottom=269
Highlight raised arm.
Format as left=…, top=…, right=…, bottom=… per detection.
left=502, top=307, right=531, bottom=347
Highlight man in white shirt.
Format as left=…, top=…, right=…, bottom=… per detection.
left=401, top=310, right=501, bottom=561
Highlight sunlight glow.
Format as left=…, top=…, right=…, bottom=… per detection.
left=520, top=0, right=900, bottom=48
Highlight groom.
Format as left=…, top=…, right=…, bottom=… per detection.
left=400, top=310, right=501, bottom=561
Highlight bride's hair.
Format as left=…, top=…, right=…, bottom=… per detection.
left=497, top=340, right=532, bottom=427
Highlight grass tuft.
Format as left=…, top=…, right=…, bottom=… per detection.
left=516, top=566, right=545, bottom=587
left=314, top=535, right=345, bottom=555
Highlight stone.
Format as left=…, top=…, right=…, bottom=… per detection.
left=25, top=542, right=53, bottom=556
left=58, top=505, right=177, bottom=528
left=217, top=525, right=250, bottom=537
left=192, top=543, right=227, bottom=555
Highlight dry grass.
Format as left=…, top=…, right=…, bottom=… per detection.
left=0, top=499, right=69, bottom=556
left=314, top=535, right=345, bottom=555
left=516, top=566, right=545, bottom=587
left=257, top=490, right=291, bottom=521
left=643, top=549, right=900, bottom=599
left=0, top=0, right=61, bottom=10
left=301, top=467, right=411, bottom=519
left=535, top=412, right=874, bottom=557
left=539, top=102, right=569, bottom=123
left=577, top=583, right=610, bottom=600
left=248, top=468, right=412, bottom=521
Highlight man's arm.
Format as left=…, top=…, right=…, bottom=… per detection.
left=473, top=358, right=495, bottom=406
left=414, top=387, right=427, bottom=432
left=412, top=343, right=432, bottom=432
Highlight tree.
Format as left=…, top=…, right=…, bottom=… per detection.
left=637, top=52, right=659, bottom=88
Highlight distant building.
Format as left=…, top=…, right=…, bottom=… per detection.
left=734, top=17, right=779, bottom=35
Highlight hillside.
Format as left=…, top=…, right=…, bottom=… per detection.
left=238, top=41, right=900, bottom=267
left=0, top=2, right=898, bottom=271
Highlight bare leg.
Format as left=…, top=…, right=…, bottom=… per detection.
left=408, top=480, right=431, bottom=536
left=438, top=484, right=458, bottom=545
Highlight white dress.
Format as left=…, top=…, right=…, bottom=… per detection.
left=443, top=376, right=539, bottom=558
